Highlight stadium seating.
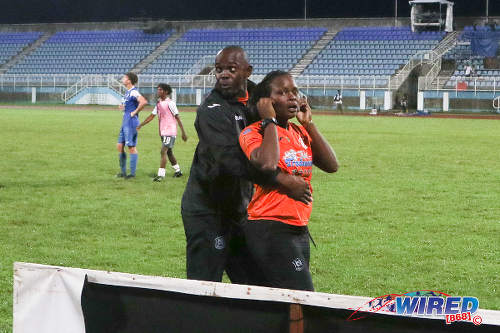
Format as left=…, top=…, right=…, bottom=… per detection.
left=444, top=26, right=500, bottom=88
left=7, top=30, right=172, bottom=74
left=302, top=26, right=445, bottom=86
left=0, top=32, right=42, bottom=67
left=142, top=28, right=326, bottom=75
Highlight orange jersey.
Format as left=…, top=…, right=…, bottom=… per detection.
left=239, top=121, right=313, bottom=226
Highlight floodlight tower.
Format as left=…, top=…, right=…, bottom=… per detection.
left=395, top=0, right=398, bottom=26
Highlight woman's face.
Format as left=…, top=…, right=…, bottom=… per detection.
left=269, top=75, right=300, bottom=121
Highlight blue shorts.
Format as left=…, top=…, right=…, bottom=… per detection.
left=118, top=125, right=138, bottom=147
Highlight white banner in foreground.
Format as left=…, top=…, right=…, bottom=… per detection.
left=13, top=262, right=500, bottom=332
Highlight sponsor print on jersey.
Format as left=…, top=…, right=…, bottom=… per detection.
left=283, top=149, right=313, bottom=168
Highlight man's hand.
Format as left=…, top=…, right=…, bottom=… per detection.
left=130, top=111, right=137, bottom=117
left=257, top=97, right=276, bottom=120
left=136, top=125, right=142, bottom=131
left=182, top=132, right=188, bottom=142
left=276, top=173, right=312, bottom=204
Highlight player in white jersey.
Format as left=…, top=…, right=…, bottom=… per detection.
left=137, top=83, right=188, bottom=181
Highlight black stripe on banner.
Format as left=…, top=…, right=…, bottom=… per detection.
left=81, top=276, right=499, bottom=333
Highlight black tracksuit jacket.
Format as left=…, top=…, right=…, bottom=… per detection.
left=181, top=88, right=269, bottom=223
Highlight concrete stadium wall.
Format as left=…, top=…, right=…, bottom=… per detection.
left=423, top=90, right=500, bottom=112
left=0, top=92, right=62, bottom=103
left=0, top=17, right=407, bottom=33
left=424, top=97, right=495, bottom=112
left=1, top=16, right=499, bottom=34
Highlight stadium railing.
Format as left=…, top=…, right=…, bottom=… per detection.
left=0, top=73, right=391, bottom=91
left=0, top=73, right=392, bottom=108
left=419, top=76, right=500, bottom=94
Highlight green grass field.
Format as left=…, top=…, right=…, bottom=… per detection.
left=0, top=105, right=499, bottom=330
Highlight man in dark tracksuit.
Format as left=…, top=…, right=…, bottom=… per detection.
left=181, top=46, right=311, bottom=283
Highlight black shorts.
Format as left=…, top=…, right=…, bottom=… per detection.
left=181, top=212, right=265, bottom=285
left=243, top=219, right=314, bottom=291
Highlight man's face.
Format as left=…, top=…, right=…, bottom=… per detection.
left=121, top=75, right=130, bottom=86
left=214, top=49, right=252, bottom=99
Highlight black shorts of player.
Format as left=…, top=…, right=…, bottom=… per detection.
left=243, top=219, right=314, bottom=291
left=160, top=135, right=176, bottom=149
left=181, top=212, right=266, bottom=285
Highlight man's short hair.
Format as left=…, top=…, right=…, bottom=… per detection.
left=216, top=45, right=249, bottom=64
left=125, top=72, right=138, bottom=85
left=158, top=83, right=172, bottom=95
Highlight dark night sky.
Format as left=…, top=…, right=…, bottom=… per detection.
left=0, top=0, right=499, bottom=24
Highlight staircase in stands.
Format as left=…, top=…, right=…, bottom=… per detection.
left=131, top=30, right=184, bottom=74
left=389, top=30, right=459, bottom=91
left=61, top=75, right=126, bottom=102
left=289, top=29, right=337, bottom=76
left=0, top=32, right=52, bottom=75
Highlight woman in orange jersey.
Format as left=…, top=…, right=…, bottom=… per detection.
left=239, top=71, right=339, bottom=291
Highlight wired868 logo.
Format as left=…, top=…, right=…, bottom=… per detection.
left=347, top=290, right=482, bottom=326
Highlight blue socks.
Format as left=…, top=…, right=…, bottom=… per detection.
left=119, top=152, right=138, bottom=176
left=119, top=152, right=127, bottom=175
left=129, top=153, right=138, bottom=176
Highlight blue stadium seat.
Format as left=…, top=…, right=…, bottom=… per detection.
left=444, top=26, right=500, bottom=79
left=7, top=29, right=173, bottom=74
left=303, top=26, right=444, bottom=79
left=142, top=28, right=326, bottom=75
left=0, top=32, right=41, bottom=66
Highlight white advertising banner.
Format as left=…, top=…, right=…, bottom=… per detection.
left=13, top=262, right=500, bottom=332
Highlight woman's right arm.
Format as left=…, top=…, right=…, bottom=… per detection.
left=240, top=99, right=312, bottom=204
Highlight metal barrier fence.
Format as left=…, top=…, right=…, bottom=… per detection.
left=3, top=73, right=500, bottom=101
left=0, top=73, right=392, bottom=108
left=419, top=75, right=500, bottom=95
left=0, top=73, right=390, bottom=93
left=0, top=73, right=391, bottom=89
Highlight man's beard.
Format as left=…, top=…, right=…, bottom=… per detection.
left=215, top=82, right=243, bottom=100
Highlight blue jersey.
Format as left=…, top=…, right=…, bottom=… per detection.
left=122, top=87, right=141, bottom=128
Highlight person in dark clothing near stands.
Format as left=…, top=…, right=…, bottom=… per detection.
left=181, top=46, right=311, bottom=283
left=333, top=89, right=343, bottom=113
left=400, top=94, right=408, bottom=113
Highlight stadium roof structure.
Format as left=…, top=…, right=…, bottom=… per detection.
left=408, top=0, right=454, bottom=5
left=409, top=0, right=455, bottom=32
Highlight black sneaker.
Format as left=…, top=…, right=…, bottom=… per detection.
left=173, top=171, right=183, bottom=178
left=153, top=176, right=164, bottom=182
left=116, top=172, right=125, bottom=178
left=125, top=174, right=136, bottom=179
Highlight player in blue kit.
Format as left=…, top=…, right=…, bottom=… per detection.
left=116, top=72, right=148, bottom=179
